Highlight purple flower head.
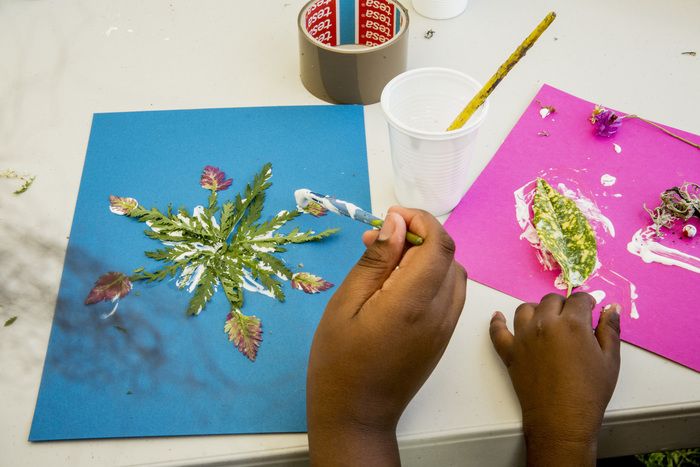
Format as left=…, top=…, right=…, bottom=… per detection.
left=590, top=105, right=622, bottom=137
left=200, top=165, right=233, bottom=192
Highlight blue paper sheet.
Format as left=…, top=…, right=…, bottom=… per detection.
left=30, top=105, right=370, bottom=440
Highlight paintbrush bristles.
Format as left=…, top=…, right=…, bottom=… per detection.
left=446, top=11, right=556, bottom=131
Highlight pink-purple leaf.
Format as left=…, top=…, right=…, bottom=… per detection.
left=85, top=272, right=133, bottom=305
left=291, top=272, right=333, bottom=294
left=109, top=195, right=138, bottom=215
left=224, top=311, right=262, bottom=361
left=200, top=166, right=233, bottom=192
left=302, top=201, right=328, bottom=217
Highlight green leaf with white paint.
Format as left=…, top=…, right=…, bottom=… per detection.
left=532, top=178, right=598, bottom=296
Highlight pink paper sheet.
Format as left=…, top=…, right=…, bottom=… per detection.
left=445, top=84, right=700, bottom=372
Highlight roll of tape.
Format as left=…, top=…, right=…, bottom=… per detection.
left=298, top=0, right=409, bottom=105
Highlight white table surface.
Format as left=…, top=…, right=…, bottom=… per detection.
left=1, top=0, right=699, bottom=465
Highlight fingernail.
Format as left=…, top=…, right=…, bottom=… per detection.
left=491, top=311, right=500, bottom=320
left=378, top=213, right=397, bottom=241
left=611, top=304, right=621, bottom=315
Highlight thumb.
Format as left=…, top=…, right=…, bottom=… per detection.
left=489, top=311, right=515, bottom=367
left=595, top=304, right=621, bottom=368
left=332, top=212, right=407, bottom=311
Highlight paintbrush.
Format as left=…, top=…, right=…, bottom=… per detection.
left=446, top=11, right=557, bottom=131
left=294, top=189, right=424, bottom=246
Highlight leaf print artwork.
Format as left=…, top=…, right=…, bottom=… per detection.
left=532, top=178, right=598, bottom=296
left=86, top=163, right=338, bottom=360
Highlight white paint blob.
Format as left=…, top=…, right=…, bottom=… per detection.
left=590, top=290, right=606, bottom=304
left=613, top=143, right=622, bottom=154
left=600, top=174, right=617, bottom=187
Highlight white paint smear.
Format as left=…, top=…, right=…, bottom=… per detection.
left=613, top=143, right=622, bottom=154
left=627, top=226, right=700, bottom=274
left=630, top=283, right=640, bottom=319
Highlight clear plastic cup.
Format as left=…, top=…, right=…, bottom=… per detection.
left=380, top=67, right=488, bottom=216
left=412, top=0, right=468, bottom=19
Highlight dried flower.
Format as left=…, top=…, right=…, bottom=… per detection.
left=590, top=105, right=622, bottom=137
left=109, top=195, right=138, bottom=215
left=589, top=105, right=700, bottom=149
left=200, top=166, right=232, bottom=192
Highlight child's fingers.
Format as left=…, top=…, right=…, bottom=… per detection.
left=562, top=292, right=596, bottom=323
left=490, top=311, right=515, bottom=366
left=362, top=229, right=379, bottom=247
left=595, top=304, right=622, bottom=367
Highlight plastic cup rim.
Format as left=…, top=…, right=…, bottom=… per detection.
left=380, top=67, right=489, bottom=139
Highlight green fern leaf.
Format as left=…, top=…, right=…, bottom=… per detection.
left=186, top=266, right=218, bottom=316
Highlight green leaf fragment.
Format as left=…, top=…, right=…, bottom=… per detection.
left=532, top=178, right=598, bottom=295
left=4, top=316, right=18, bottom=327
left=186, top=266, right=219, bottom=316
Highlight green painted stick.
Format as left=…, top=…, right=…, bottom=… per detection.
left=446, top=11, right=557, bottom=131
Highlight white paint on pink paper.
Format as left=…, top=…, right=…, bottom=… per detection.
left=627, top=226, right=700, bottom=274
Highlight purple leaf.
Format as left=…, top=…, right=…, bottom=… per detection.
left=291, top=272, right=334, bottom=294
left=109, top=195, right=138, bottom=215
left=85, top=272, right=133, bottom=305
left=200, top=166, right=233, bottom=192
left=224, top=311, right=262, bottom=361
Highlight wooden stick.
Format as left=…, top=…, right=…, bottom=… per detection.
left=447, top=11, right=557, bottom=131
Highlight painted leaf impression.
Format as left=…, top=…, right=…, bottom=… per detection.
left=532, top=178, right=598, bottom=296
left=86, top=164, right=338, bottom=361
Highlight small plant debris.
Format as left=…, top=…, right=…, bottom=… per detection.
left=645, top=182, right=700, bottom=236
left=4, top=316, right=18, bottom=327
left=1, top=170, right=36, bottom=194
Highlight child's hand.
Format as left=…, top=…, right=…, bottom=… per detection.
left=490, top=293, right=621, bottom=466
left=307, top=207, right=467, bottom=466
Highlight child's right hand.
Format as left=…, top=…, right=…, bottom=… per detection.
left=489, top=293, right=621, bottom=466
